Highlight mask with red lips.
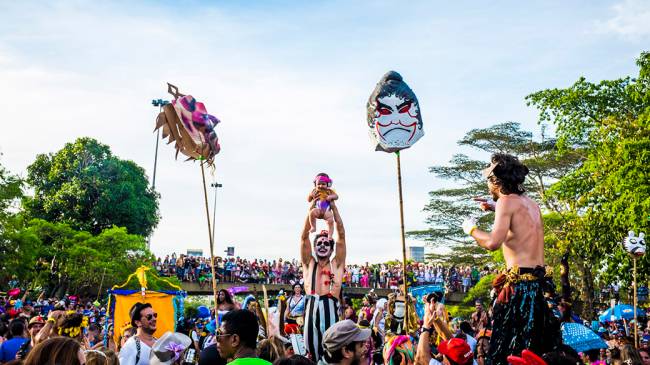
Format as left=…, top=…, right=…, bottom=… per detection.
left=367, top=71, right=424, bottom=153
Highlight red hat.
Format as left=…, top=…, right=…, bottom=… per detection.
left=507, top=350, right=547, bottom=365
left=438, top=338, right=473, bottom=365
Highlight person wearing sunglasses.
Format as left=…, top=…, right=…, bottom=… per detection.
left=216, top=309, right=271, bottom=365
left=119, top=302, right=158, bottom=365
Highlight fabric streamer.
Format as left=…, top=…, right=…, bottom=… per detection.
left=383, top=335, right=415, bottom=365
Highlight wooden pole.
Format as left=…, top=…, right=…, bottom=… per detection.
left=97, top=268, right=107, bottom=301
left=634, top=256, right=638, bottom=348
left=396, top=151, right=410, bottom=334
left=201, top=161, right=219, bottom=313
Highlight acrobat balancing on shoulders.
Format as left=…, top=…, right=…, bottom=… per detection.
left=308, top=173, right=339, bottom=239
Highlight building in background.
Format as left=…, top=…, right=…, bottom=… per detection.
left=186, top=249, right=203, bottom=257
left=408, top=245, right=425, bottom=262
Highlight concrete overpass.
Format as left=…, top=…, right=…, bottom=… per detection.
left=180, top=282, right=468, bottom=303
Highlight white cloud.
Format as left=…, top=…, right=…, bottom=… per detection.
left=0, top=0, right=644, bottom=265
left=595, top=0, right=650, bottom=38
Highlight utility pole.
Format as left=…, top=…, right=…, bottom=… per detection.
left=151, top=99, right=169, bottom=191
left=211, top=182, right=223, bottom=243
left=149, top=99, right=169, bottom=250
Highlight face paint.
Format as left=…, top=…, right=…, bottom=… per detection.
left=367, top=71, right=424, bottom=153
left=315, top=240, right=333, bottom=258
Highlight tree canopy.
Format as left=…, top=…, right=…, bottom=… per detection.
left=408, top=122, right=580, bottom=264
left=526, top=52, right=650, bottom=298
left=24, top=137, right=160, bottom=237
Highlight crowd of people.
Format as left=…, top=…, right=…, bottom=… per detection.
left=2, top=287, right=650, bottom=365
left=2, top=153, right=645, bottom=365
left=153, top=254, right=488, bottom=292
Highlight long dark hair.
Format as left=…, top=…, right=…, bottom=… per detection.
left=488, top=153, right=529, bottom=195
left=24, top=337, right=83, bottom=365
left=217, top=289, right=234, bottom=305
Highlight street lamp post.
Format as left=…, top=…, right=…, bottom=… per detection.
left=211, top=182, right=223, bottom=243
left=151, top=99, right=170, bottom=191
left=149, top=99, right=169, bottom=250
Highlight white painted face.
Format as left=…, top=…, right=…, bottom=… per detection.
left=371, top=94, right=423, bottom=151
left=314, top=237, right=333, bottom=258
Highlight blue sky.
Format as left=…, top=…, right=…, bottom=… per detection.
left=1, top=0, right=648, bottom=263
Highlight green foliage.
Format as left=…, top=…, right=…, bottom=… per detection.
left=0, top=218, right=156, bottom=296
left=446, top=304, right=474, bottom=320
left=426, top=245, right=492, bottom=268
left=409, top=122, right=580, bottom=268
left=24, top=137, right=160, bottom=237
left=185, top=301, right=200, bottom=319
left=527, top=52, right=650, bottom=281
left=0, top=158, right=23, bottom=222
left=0, top=160, right=30, bottom=281
left=526, top=52, right=650, bottom=317
left=463, top=274, right=495, bottom=305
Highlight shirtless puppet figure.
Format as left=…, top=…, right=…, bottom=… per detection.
left=463, top=153, right=560, bottom=365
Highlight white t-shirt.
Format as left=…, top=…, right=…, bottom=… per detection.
left=118, top=336, right=153, bottom=365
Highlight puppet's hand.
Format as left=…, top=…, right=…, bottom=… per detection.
left=473, top=197, right=496, bottom=211
left=462, top=217, right=478, bottom=235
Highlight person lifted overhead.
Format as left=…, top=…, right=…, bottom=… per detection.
left=300, top=200, right=346, bottom=362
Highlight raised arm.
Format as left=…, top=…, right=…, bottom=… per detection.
left=300, top=214, right=313, bottom=266
left=470, top=198, right=512, bottom=251
left=330, top=201, right=346, bottom=267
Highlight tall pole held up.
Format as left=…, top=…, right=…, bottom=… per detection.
left=211, top=182, right=223, bottom=243
left=396, top=151, right=410, bottom=334
left=97, top=267, right=107, bottom=301
left=634, top=256, right=638, bottom=348
left=201, top=161, right=219, bottom=312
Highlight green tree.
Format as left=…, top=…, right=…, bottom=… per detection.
left=526, top=52, right=650, bottom=319
left=9, top=219, right=155, bottom=297
left=24, top=137, right=159, bottom=237
left=0, top=159, right=35, bottom=286
left=409, top=122, right=580, bottom=266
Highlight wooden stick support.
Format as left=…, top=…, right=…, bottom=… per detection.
left=634, top=256, right=638, bottom=348
left=201, top=161, right=219, bottom=313
left=396, top=151, right=410, bottom=334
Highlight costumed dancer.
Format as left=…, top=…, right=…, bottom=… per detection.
left=300, top=200, right=346, bottom=361
left=358, top=290, right=378, bottom=323
left=308, top=173, right=339, bottom=239
left=381, top=288, right=418, bottom=365
left=284, top=283, right=306, bottom=335
left=384, top=289, right=418, bottom=336
left=462, top=153, right=561, bottom=365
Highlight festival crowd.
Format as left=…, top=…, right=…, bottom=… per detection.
left=1, top=153, right=645, bottom=365
left=1, top=288, right=650, bottom=365
left=154, top=254, right=488, bottom=293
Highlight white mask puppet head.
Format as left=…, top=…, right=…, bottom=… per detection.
left=623, top=231, right=646, bottom=256
left=313, top=231, right=334, bottom=259
left=367, top=71, right=424, bottom=153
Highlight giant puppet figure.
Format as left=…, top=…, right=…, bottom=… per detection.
left=300, top=202, right=346, bottom=362
left=367, top=71, right=424, bottom=153
left=366, top=71, right=424, bottom=337
left=463, top=153, right=560, bottom=365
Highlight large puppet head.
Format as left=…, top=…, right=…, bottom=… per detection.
left=367, top=71, right=424, bottom=153
left=155, top=83, right=221, bottom=166
left=623, top=231, right=646, bottom=256
left=313, top=230, right=334, bottom=259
